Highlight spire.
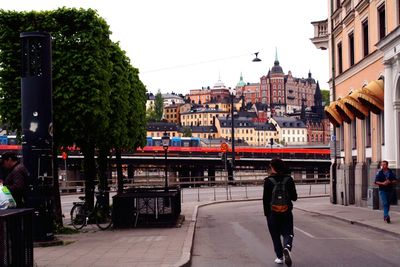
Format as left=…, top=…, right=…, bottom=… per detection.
left=275, top=47, right=278, bottom=62
left=313, top=81, right=324, bottom=119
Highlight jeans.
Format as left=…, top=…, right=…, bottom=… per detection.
left=379, top=190, right=391, bottom=218
left=266, top=211, right=294, bottom=259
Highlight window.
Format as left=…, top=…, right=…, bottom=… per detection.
left=378, top=4, right=386, bottom=40
left=340, top=125, right=344, bottom=151
left=336, top=0, right=341, bottom=10
left=380, top=111, right=385, bottom=145
left=366, top=113, right=371, bottom=147
left=352, top=121, right=357, bottom=150
left=337, top=42, right=343, bottom=74
left=348, top=32, right=354, bottom=66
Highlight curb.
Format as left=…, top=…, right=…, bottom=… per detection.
left=294, top=206, right=400, bottom=238
left=175, top=194, right=330, bottom=267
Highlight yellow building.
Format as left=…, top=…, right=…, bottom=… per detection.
left=311, top=0, right=400, bottom=206
left=180, top=109, right=229, bottom=127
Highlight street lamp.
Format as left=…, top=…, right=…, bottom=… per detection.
left=229, top=88, right=236, bottom=182
left=162, top=131, right=170, bottom=191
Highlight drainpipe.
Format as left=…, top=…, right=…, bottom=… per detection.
left=330, top=0, right=338, bottom=204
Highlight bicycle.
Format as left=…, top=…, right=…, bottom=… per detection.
left=70, top=191, right=113, bottom=230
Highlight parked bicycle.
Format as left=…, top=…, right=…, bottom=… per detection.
left=70, top=191, right=113, bottom=230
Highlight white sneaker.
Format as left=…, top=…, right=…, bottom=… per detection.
left=283, top=248, right=292, bottom=267
left=274, top=257, right=284, bottom=264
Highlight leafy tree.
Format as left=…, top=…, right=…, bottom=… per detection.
left=182, top=127, right=192, bottom=137
left=321, top=89, right=330, bottom=106
left=0, top=8, right=146, bottom=220
left=154, top=90, right=164, bottom=121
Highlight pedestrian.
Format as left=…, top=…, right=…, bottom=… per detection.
left=375, top=160, right=397, bottom=223
left=263, top=158, right=297, bottom=266
left=1, top=152, right=29, bottom=208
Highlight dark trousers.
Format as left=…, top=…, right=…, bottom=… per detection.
left=266, top=211, right=294, bottom=258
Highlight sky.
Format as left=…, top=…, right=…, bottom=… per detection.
left=1, top=0, right=329, bottom=95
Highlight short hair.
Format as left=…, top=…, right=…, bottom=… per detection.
left=270, top=158, right=287, bottom=174
left=1, top=152, right=19, bottom=161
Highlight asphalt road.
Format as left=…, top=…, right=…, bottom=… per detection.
left=191, top=201, right=400, bottom=267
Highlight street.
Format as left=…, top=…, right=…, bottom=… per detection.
left=191, top=201, right=400, bottom=267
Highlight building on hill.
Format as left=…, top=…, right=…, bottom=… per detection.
left=269, top=116, right=307, bottom=145
left=257, top=50, right=318, bottom=116
left=146, top=122, right=180, bottom=138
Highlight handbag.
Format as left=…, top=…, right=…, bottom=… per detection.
left=0, top=184, right=17, bottom=209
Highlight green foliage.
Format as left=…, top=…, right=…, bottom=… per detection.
left=154, top=90, right=164, bottom=121
left=321, top=90, right=330, bottom=106
left=182, top=127, right=192, bottom=137
left=0, top=8, right=146, bottom=150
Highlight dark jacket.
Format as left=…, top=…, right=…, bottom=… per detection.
left=375, top=168, right=397, bottom=192
left=263, top=174, right=297, bottom=216
left=4, top=163, right=29, bottom=208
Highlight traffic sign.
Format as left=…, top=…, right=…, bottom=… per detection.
left=220, top=142, right=229, bottom=152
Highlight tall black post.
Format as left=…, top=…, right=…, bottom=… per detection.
left=230, top=94, right=235, bottom=173
left=20, top=32, right=54, bottom=241
left=164, top=149, right=168, bottom=190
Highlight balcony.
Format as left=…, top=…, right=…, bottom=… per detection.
left=310, top=19, right=328, bottom=50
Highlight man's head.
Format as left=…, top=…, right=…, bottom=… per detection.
left=381, top=160, right=389, bottom=170
left=1, top=152, right=19, bottom=170
left=269, top=158, right=287, bottom=174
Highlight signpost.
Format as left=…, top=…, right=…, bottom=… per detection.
left=220, top=142, right=229, bottom=153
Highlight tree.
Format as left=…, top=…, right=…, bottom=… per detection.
left=0, top=8, right=146, bottom=223
left=321, top=90, right=330, bottom=106
left=182, top=127, right=192, bottom=137
left=154, top=90, right=164, bottom=121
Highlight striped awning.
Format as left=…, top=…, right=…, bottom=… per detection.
left=335, top=97, right=355, bottom=123
left=342, top=89, right=370, bottom=119
left=356, top=79, right=384, bottom=114
left=324, top=102, right=343, bottom=126
left=326, top=79, right=384, bottom=126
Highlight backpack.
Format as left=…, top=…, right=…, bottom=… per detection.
left=269, top=176, right=290, bottom=213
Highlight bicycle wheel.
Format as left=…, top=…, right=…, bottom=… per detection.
left=95, top=206, right=112, bottom=230
left=71, top=204, right=86, bottom=230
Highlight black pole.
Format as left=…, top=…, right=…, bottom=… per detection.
left=164, top=148, right=168, bottom=190
left=20, top=31, right=54, bottom=242
left=230, top=94, right=235, bottom=170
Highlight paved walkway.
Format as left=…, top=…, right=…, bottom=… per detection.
left=34, top=194, right=400, bottom=267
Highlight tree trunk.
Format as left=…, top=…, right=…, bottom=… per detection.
left=116, top=148, right=123, bottom=194
left=97, top=148, right=109, bottom=191
left=83, top=145, right=96, bottom=210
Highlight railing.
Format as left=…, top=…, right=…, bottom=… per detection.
left=59, top=172, right=330, bottom=194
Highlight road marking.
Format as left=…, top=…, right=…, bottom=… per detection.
left=294, top=226, right=316, bottom=238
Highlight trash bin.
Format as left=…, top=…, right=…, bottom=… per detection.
left=367, top=187, right=379, bottom=210
left=0, top=208, right=34, bottom=267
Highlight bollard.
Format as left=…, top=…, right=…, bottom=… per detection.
left=197, top=187, right=200, bottom=202
left=213, top=187, right=216, bottom=201
left=181, top=188, right=184, bottom=203
left=309, top=184, right=312, bottom=195
left=245, top=184, right=248, bottom=199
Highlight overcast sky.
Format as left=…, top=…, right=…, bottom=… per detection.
left=2, top=0, right=329, bottom=95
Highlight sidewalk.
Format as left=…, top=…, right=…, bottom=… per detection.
left=34, top=195, right=400, bottom=267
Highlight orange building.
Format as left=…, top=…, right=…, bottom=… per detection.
left=312, top=0, right=400, bottom=206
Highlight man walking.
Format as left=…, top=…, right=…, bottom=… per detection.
left=263, top=158, right=297, bottom=266
left=1, top=152, right=29, bottom=208
left=375, top=160, right=397, bottom=223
